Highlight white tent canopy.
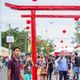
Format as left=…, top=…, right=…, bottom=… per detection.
left=55, top=47, right=75, bottom=52
left=50, top=47, right=75, bottom=55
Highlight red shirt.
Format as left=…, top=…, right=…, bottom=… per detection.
left=7, top=57, right=20, bottom=80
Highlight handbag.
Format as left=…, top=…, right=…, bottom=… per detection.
left=40, top=68, right=47, bottom=76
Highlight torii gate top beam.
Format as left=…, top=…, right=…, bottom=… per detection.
left=5, top=3, right=80, bottom=10
left=5, top=2, right=80, bottom=80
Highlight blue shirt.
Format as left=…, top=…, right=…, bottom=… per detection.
left=58, top=57, right=68, bottom=71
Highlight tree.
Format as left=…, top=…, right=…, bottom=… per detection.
left=75, top=20, right=80, bottom=44
left=2, top=28, right=26, bottom=52
left=2, top=29, right=54, bottom=54
left=36, top=36, right=54, bottom=55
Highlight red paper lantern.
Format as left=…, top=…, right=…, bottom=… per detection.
left=26, top=20, right=31, bottom=24
left=32, top=0, right=37, bottom=1
left=26, top=26, right=30, bottom=30
left=54, top=52, right=60, bottom=56
left=74, top=45, right=78, bottom=48
left=54, top=45, right=56, bottom=47
left=62, top=47, right=64, bottom=48
left=62, top=30, right=66, bottom=33
left=74, top=17, right=79, bottom=21
left=61, top=40, right=63, bottom=43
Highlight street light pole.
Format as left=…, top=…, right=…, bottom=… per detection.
left=25, top=31, right=29, bottom=53
left=76, top=21, right=80, bottom=44
left=8, top=24, right=11, bottom=55
left=0, top=26, right=2, bottom=56
left=27, top=32, right=28, bottom=52
left=41, top=47, right=44, bottom=54
left=25, top=34, right=27, bottom=53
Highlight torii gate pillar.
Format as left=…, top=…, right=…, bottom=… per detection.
left=31, top=10, right=37, bottom=80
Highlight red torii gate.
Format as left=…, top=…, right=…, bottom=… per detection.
left=5, top=3, right=80, bottom=80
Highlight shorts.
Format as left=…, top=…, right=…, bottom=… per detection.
left=73, top=67, right=80, bottom=74
left=24, top=74, right=32, bottom=80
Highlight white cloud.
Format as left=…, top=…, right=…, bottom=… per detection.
left=3, top=0, right=80, bottom=5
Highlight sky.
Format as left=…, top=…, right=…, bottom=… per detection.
left=0, top=0, right=80, bottom=49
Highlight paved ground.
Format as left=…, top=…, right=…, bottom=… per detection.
left=0, top=69, right=56, bottom=80
left=0, top=69, right=7, bottom=80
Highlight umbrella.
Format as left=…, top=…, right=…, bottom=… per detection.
left=54, top=47, right=75, bottom=52
left=49, top=51, right=60, bottom=56
left=50, top=47, right=75, bottom=56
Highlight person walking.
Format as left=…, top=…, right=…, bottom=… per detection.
left=73, top=52, right=80, bottom=80
left=23, top=53, right=33, bottom=80
left=7, top=47, right=24, bottom=80
left=58, top=51, right=68, bottom=80
left=54, top=56, right=59, bottom=80
left=36, top=55, right=42, bottom=80
left=47, top=55, right=54, bottom=80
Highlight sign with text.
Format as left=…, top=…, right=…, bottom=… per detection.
left=6, top=36, right=14, bottom=43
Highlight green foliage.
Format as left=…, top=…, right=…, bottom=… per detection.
left=2, top=28, right=26, bottom=52
left=36, top=36, right=54, bottom=55
left=2, top=29, right=54, bottom=54
left=75, top=20, right=80, bottom=44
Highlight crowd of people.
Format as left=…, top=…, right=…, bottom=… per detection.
left=0, top=56, right=9, bottom=69
left=0, top=47, right=80, bottom=80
